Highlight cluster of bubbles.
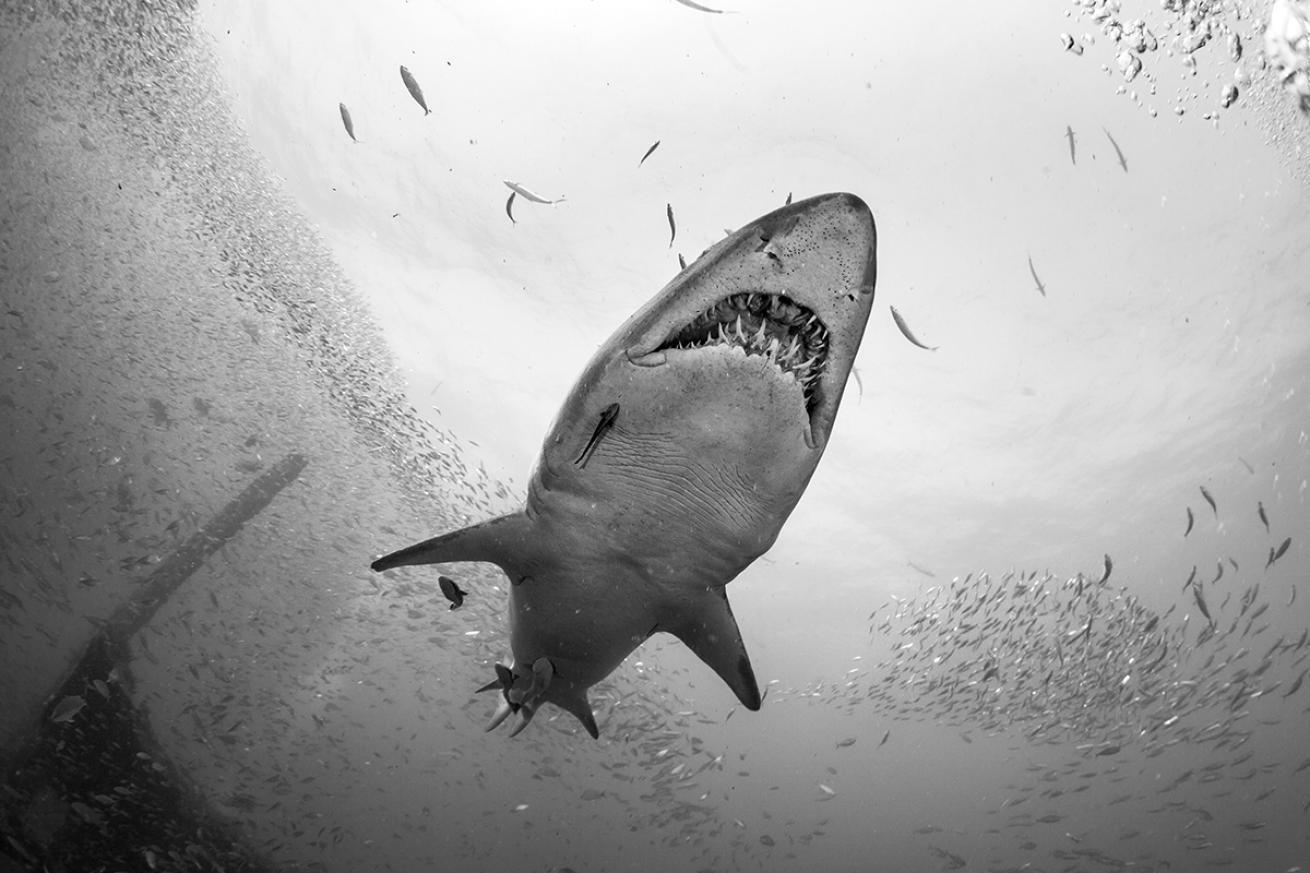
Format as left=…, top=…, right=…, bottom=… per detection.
left=1059, top=0, right=1310, bottom=122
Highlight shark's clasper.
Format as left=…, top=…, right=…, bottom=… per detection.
left=372, top=192, right=878, bottom=738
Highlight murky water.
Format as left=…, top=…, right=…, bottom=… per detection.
left=2, top=1, right=1309, bottom=871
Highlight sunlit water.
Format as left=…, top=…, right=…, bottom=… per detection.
left=2, top=1, right=1309, bottom=871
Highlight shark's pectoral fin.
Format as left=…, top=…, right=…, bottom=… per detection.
left=371, top=511, right=534, bottom=573
left=666, top=587, right=762, bottom=710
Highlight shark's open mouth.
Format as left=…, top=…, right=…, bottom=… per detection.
left=659, top=293, right=830, bottom=409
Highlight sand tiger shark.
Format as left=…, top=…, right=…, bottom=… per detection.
left=372, top=192, right=878, bottom=738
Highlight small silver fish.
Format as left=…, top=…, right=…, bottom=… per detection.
left=1193, top=585, right=1213, bottom=623
left=674, top=0, right=726, bottom=12
left=1027, top=254, right=1046, bottom=297
left=666, top=203, right=676, bottom=248
left=575, top=403, right=619, bottom=468
left=1097, top=554, right=1112, bottom=585
left=50, top=695, right=86, bottom=724
left=506, top=191, right=517, bottom=225
left=1200, top=485, right=1217, bottom=516
left=400, top=65, right=430, bottom=115
left=638, top=140, right=660, bottom=167
left=1257, top=501, right=1269, bottom=532
left=889, top=305, right=938, bottom=351
left=1285, top=670, right=1305, bottom=698
left=1268, top=536, right=1291, bottom=568
left=1065, top=125, right=1076, bottom=165
left=1184, top=506, right=1194, bottom=537
left=1102, top=128, right=1127, bottom=172
left=339, top=103, right=358, bottom=143
left=502, top=180, right=564, bottom=204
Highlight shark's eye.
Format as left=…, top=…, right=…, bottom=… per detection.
left=659, top=293, right=829, bottom=410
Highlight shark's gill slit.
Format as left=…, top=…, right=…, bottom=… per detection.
left=658, top=292, right=829, bottom=410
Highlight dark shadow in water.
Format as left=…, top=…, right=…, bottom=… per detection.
left=1, top=454, right=307, bottom=873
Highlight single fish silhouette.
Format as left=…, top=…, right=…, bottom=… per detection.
left=339, top=103, right=359, bottom=142
left=1200, top=485, right=1217, bottom=516
left=889, top=305, right=937, bottom=351
left=1102, top=127, right=1127, bottom=171
left=502, top=180, right=565, bottom=204
left=1027, top=254, right=1046, bottom=297
left=438, top=575, right=467, bottom=609
left=674, top=0, right=726, bottom=12
left=574, top=403, right=619, bottom=468
left=400, top=65, right=430, bottom=115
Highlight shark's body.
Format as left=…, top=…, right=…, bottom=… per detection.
left=372, top=192, right=877, bottom=737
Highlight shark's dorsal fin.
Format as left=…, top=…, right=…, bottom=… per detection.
left=665, top=588, right=761, bottom=711
left=370, top=512, right=534, bottom=573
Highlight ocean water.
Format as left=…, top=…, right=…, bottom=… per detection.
left=1, top=1, right=1308, bottom=871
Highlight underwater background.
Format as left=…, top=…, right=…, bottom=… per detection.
left=2, top=0, right=1309, bottom=871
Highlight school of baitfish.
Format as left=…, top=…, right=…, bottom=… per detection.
left=816, top=484, right=1306, bottom=871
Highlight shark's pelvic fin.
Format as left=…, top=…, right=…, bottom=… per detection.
left=553, top=687, right=600, bottom=739
left=507, top=709, right=535, bottom=738
left=370, top=512, right=533, bottom=572
left=666, top=588, right=762, bottom=711
left=485, top=697, right=514, bottom=732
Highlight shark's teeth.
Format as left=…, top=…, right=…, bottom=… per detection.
left=659, top=292, right=830, bottom=410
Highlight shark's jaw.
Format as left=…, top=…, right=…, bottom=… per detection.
left=654, top=292, right=830, bottom=413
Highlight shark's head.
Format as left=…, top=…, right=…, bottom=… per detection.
left=535, top=192, right=877, bottom=544
left=636, top=192, right=874, bottom=444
